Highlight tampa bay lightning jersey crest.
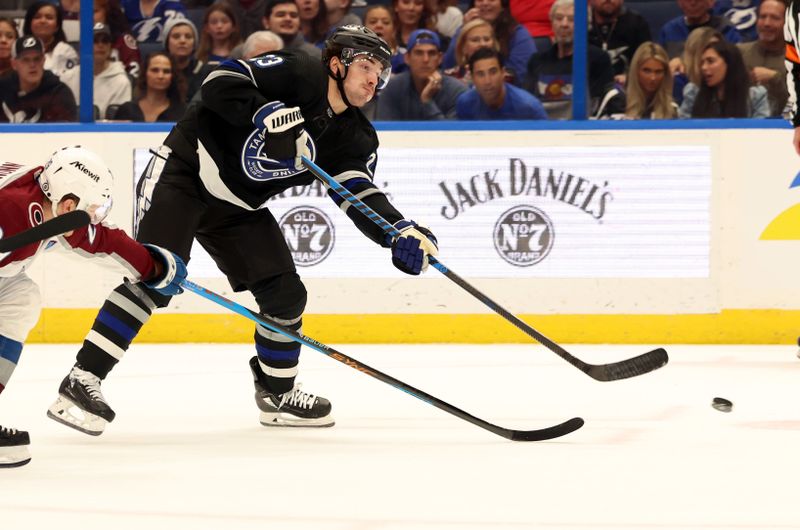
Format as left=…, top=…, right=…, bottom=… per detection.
left=240, top=130, right=317, bottom=181
left=171, top=50, right=381, bottom=210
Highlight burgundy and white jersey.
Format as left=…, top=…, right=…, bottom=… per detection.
left=0, top=162, right=157, bottom=280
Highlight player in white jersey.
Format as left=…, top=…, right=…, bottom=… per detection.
left=0, top=147, right=187, bottom=467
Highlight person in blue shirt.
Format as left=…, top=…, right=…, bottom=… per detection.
left=376, top=28, right=467, bottom=120
left=442, top=0, right=536, bottom=84
left=713, top=0, right=759, bottom=41
left=457, top=47, right=547, bottom=119
left=658, top=0, right=741, bottom=59
left=120, top=0, right=186, bottom=43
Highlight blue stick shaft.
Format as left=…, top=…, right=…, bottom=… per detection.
left=299, top=156, right=668, bottom=382
left=179, top=279, right=582, bottom=441
left=300, top=156, right=451, bottom=272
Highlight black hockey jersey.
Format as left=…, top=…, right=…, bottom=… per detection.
left=588, top=9, right=652, bottom=76
left=163, top=49, right=402, bottom=245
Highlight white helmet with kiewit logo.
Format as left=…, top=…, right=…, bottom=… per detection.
left=38, top=146, right=113, bottom=224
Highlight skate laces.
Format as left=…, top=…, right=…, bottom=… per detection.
left=0, top=425, right=19, bottom=436
left=71, top=368, right=106, bottom=401
left=277, top=384, right=317, bottom=410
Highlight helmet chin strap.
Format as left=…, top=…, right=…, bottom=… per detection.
left=328, top=63, right=354, bottom=109
left=50, top=198, right=60, bottom=220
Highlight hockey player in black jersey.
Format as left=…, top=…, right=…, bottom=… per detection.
left=47, top=25, right=439, bottom=434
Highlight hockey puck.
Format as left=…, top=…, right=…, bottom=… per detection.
left=711, top=397, right=733, bottom=413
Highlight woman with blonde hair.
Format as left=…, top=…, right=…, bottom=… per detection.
left=672, top=27, right=722, bottom=104
left=625, top=42, right=676, bottom=119
left=445, top=18, right=500, bottom=83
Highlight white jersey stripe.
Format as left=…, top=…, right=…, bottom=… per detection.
left=107, top=290, right=151, bottom=324
left=256, top=326, right=302, bottom=343
left=86, top=330, right=126, bottom=360
left=258, top=359, right=298, bottom=379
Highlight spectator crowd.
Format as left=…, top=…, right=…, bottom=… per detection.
left=0, top=0, right=786, bottom=122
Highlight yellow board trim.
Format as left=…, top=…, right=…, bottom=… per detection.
left=760, top=203, right=800, bottom=240
left=27, top=309, right=800, bottom=344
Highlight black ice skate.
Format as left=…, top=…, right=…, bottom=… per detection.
left=0, top=425, right=31, bottom=468
left=249, top=356, right=334, bottom=427
left=47, top=366, right=116, bottom=436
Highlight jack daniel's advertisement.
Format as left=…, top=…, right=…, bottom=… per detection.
left=135, top=145, right=711, bottom=279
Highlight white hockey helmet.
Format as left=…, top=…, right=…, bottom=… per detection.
left=38, top=146, right=114, bottom=224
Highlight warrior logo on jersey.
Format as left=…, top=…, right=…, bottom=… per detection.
left=278, top=206, right=334, bottom=267
left=493, top=205, right=554, bottom=267
left=241, top=129, right=317, bottom=182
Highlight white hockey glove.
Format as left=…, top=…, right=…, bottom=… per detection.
left=385, top=219, right=439, bottom=275
left=253, top=101, right=311, bottom=171
left=142, top=244, right=187, bottom=296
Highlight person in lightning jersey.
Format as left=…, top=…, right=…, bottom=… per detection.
left=0, top=146, right=186, bottom=468
left=46, top=25, right=439, bottom=436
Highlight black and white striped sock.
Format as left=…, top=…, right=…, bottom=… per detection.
left=253, top=314, right=303, bottom=395
left=75, top=282, right=156, bottom=379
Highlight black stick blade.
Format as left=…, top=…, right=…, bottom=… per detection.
left=508, top=417, right=585, bottom=442
left=591, top=348, right=669, bottom=382
left=0, top=210, right=91, bottom=253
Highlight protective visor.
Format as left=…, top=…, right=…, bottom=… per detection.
left=86, top=196, right=113, bottom=225
left=340, top=48, right=392, bottom=90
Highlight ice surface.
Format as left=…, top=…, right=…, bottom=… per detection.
left=1, top=343, right=798, bottom=529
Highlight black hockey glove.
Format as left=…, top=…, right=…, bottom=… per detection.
left=253, top=101, right=311, bottom=170
left=385, top=220, right=439, bottom=275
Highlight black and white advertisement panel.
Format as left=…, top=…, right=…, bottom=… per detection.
left=135, top=146, right=712, bottom=279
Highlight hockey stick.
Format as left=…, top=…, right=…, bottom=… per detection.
left=301, top=156, right=668, bottom=382
left=181, top=279, right=584, bottom=442
left=0, top=210, right=91, bottom=253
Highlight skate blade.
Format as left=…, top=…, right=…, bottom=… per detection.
left=0, top=445, right=31, bottom=468
left=47, top=396, right=107, bottom=436
left=258, top=411, right=335, bottom=428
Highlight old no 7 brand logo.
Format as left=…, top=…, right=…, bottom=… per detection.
left=493, top=205, right=554, bottom=267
